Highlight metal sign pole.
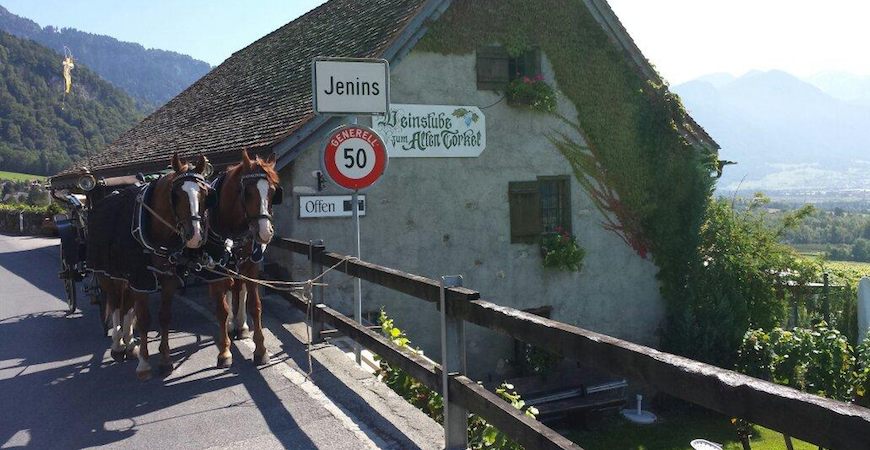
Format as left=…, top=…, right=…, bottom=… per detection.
left=353, top=188, right=362, bottom=365
left=350, top=115, right=362, bottom=365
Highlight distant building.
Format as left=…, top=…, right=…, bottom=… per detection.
left=51, top=0, right=718, bottom=379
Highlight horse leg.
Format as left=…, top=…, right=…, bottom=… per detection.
left=157, top=276, right=178, bottom=374
left=209, top=280, right=232, bottom=368
left=100, top=276, right=126, bottom=362
left=232, top=282, right=249, bottom=340
left=122, top=290, right=138, bottom=361
left=244, top=265, right=268, bottom=365
left=133, top=291, right=152, bottom=381
left=227, top=280, right=235, bottom=337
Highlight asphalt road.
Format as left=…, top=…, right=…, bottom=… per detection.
left=0, top=234, right=441, bottom=450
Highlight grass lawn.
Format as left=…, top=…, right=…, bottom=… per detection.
left=567, top=408, right=815, bottom=450
left=0, top=170, right=46, bottom=182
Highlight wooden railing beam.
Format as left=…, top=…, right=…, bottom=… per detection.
left=452, top=298, right=870, bottom=450
left=270, top=237, right=870, bottom=450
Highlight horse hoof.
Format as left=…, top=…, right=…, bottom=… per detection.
left=230, top=328, right=250, bottom=340
left=125, top=346, right=139, bottom=360
left=111, top=350, right=125, bottom=362
left=159, top=363, right=173, bottom=375
left=254, top=352, right=270, bottom=366
left=217, top=356, right=232, bottom=368
left=136, top=370, right=153, bottom=381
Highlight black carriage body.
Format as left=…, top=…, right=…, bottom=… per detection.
left=55, top=217, right=84, bottom=266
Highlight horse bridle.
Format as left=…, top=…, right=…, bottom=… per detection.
left=239, top=172, right=283, bottom=224
left=170, top=172, right=216, bottom=233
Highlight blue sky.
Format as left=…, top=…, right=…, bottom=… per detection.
left=0, top=0, right=325, bottom=66
left=3, top=0, right=868, bottom=84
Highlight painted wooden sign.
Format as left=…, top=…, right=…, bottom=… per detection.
left=373, top=104, right=486, bottom=158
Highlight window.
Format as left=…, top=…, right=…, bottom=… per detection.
left=476, top=47, right=542, bottom=90
left=509, top=49, right=541, bottom=81
left=508, top=176, right=571, bottom=244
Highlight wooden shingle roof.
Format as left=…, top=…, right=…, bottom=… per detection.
left=55, top=0, right=432, bottom=179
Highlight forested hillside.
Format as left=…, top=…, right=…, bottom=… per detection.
left=0, top=5, right=211, bottom=110
left=0, top=30, right=141, bottom=175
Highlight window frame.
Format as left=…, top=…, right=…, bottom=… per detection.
left=537, top=175, right=572, bottom=235
left=477, top=46, right=542, bottom=91
left=508, top=48, right=542, bottom=81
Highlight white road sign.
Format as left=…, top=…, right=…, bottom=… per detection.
left=299, top=195, right=366, bottom=219
left=373, top=104, right=486, bottom=157
left=313, top=57, right=390, bottom=116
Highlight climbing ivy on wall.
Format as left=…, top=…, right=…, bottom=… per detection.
left=417, top=0, right=715, bottom=330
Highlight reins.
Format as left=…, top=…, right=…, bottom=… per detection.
left=137, top=196, right=182, bottom=235
left=202, top=255, right=359, bottom=376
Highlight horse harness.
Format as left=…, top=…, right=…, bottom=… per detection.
left=133, top=172, right=215, bottom=264
left=203, top=172, right=283, bottom=274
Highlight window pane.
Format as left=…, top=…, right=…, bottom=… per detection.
left=509, top=49, right=540, bottom=80
left=539, top=178, right=570, bottom=233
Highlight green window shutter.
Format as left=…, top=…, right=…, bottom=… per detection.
left=477, top=46, right=509, bottom=90
left=509, top=181, right=541, bottom=244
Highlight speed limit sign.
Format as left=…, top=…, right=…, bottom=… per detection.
left=320, top=124, right=388, bottom=191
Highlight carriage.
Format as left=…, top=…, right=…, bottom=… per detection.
left=50, top=171, right=148, bottom=334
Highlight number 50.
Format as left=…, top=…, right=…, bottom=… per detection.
left=343, top=148, right=367, bottom=169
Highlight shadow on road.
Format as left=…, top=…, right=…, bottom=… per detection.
left=1, top=234, right=426, bottom=449
left=0, top=296, right=320, bottom=449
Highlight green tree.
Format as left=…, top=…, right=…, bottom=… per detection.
left=0, top=30, right=141, bottom=175
left=665, top=195, right=816, bottom=367
left=851, top=239, right=870, bottom=262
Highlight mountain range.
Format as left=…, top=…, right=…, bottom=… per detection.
left=674, top=70, right=870, bottom=194
left=0, top=4, right=211, bottom=111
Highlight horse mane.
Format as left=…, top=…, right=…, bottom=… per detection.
left=225, top=154, right=278, bottom=183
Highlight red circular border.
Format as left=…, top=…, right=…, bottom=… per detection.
left=323, top=126, right=387, bottom=190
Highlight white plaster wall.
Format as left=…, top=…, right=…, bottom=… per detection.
left=270, top=50, right=665, bottom=380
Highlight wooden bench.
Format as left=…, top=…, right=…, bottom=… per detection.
left=486, top=368, right=627, bottom=422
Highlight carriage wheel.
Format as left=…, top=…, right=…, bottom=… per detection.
left=59, top=244, right=77, bottom=314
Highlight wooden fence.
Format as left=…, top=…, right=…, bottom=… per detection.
left=270, top=237, right=870, bottom=450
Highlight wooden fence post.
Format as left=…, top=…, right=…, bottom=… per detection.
left=441, top=275, right=468, bottom=450
left=309, top=239, right=326, bottom=344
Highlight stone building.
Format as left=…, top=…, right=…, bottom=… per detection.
left=51, top=0, right=718, bottom=379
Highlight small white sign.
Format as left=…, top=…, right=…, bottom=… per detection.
left=299, top=195, right=367, bottom=219
left=313, top=58, right=390, bottom=116
left=373, top=104, right=486, bottom=157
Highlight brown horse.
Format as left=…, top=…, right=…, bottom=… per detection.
left=207, top=150, right=281, bottom=367
left=91, top=154, right=214, bottom=380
